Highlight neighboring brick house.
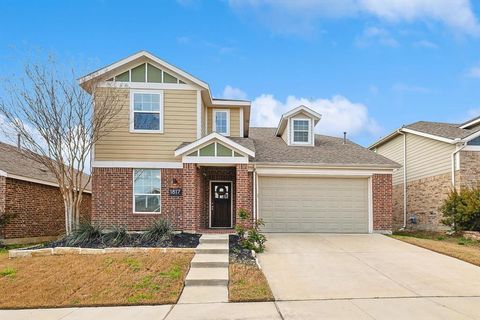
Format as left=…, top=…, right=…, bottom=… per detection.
left=79, top=51, right=399, bottom=234
left=370, top=117, right=480, bottom=231
left=0, top=142, right=91, bottom=244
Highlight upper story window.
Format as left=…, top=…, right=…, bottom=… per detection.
left=131, top=91, right=164, bottom=133
left=213, top=109, right=230, bottom=136
left=133, top=169, right=161, bottom=213
left=292, top=119, right=311, bottom=144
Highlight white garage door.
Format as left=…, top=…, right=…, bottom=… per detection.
left=258, top=176, right=369, bottom=233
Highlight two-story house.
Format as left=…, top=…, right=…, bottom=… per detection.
left=79, top=51, right=399, bottom=234
left=370, top=118, right=480, bottom=231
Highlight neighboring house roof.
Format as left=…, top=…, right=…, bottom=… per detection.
left=0, top=142, right=91, bottom=192
left=369, top=115, right=480, bottom=149
left=249, top=128, right=399, bottom=168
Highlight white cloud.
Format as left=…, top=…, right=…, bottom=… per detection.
left=229, top=0, right=480, bottom=36
left=221, top=85, right=248, bottom=100
left=251, top=94, right=381, bottom=137
left=467, top=66, right=480, bottom=78
left=356, top=27, right=399, bottom=47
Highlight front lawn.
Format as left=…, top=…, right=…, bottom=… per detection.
left=228, top=235, right=274, bottom=302
left=229, top=263, right=274, bottom=302
left=0, top=250, right=193, bottom=308
left=391, top=231, right=480, bottom=267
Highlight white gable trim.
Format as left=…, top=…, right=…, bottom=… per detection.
left=174, top=132, right=255, bottom=157
left=460, top=117, right=480, bottom=129
left=275, top=105, right=322, bottom=137
left=78, top=51, right=209, bottom=89
left=401, top=128, right=457, bottom=144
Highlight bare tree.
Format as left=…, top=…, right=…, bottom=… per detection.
left=0, top=57, right=122, bottom=235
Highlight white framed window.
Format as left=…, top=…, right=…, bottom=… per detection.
left=213, top=109, right=230, bottom=136
left=130, top=90, right=164, bottom=133
left=292, top=119, right=311, bottom=144
left=133, top=169, right=161, bottom=213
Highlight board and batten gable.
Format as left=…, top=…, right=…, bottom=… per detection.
left=206, top=107, right=242, bottom=137
left=94, top=88, right=197, bottom=162
left=375, top=132, right=455, bottom=184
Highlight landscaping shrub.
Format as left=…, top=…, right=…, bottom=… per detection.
left=235, top=208, right=267, bottom=253
left=103, top=226, right=129, bottom=247
left=441, top=187, right=480, bottom=231
left=141, top=218, right=173, bottom=244
left=65, top=222, right=104, bottom=246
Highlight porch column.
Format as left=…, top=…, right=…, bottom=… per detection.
left=235, top=164, right=253, bottom=227
left=182, top=163, right=201, bottom=232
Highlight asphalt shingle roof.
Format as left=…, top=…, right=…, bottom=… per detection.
left=0, top=142, right=91, bottom=191
left=249, top=128, right=399, bottom=167
left=404, top=121, right=480, bottom=140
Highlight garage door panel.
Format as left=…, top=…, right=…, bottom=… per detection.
left=258, top=176, right=369, bottom=233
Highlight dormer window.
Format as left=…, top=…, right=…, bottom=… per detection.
left=292, top=119, right=311, bottom=144
left=213, top=109, right=230, bottom=136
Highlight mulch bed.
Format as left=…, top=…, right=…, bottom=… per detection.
left=29, top=232, right=201, bottom=250
left=229, top=235, right=256, bottom=265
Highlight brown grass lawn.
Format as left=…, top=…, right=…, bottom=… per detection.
left=0, top=250, right=193, bottom=309
left=391, top=231, right=480, bottom=267
left=229, top=263, right=274, bottom=302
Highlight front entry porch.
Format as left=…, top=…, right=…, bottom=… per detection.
left=181, top=163, right=253, bottom=233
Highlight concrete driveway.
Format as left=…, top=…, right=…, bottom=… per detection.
left=258, top=233, right=480, bottom=319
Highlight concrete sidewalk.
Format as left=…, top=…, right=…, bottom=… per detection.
left=2, top=297, right=480, bottom=320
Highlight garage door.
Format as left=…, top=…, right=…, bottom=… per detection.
left=258, top=176, right=369, bottom=233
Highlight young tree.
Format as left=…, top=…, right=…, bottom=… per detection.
left=0, top=57, right=122, bottom=235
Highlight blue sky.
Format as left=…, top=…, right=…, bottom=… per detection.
left=1, top=0, right=480, bottom=146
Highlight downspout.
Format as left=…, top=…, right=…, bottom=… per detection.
left=451, top=139, right=466, bottom=190
left=252, top=166, right=257, bottom=221
left=397, top=129, right=407, bottom=230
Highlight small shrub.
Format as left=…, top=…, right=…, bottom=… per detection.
left=141, top=218, right=173, bottom=244
left=441, top=187, right=480, bottom=231
left=103, top=226, right=129, bottom=247
left=235, top=208, right=267, bottom=253
left=0, top=212, right=16, bottom=229
left=65, top=222, right=104, bottom=246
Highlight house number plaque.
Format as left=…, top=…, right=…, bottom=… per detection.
left=169, top=188, right=182, bottom=197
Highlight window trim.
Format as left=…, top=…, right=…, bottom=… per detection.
left=291, top=118, right=312, bottom=145
left=212, top=109, right=230, bottom=136
left=130, top=90, right=164, bottom=133
left=133, top=169, right=162, bottom=214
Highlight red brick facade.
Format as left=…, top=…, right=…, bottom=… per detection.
left=372, top=174, right=393, bottom=232
left=92, top=167, right=393, bottom=233
left=0, top=178, right=91, bottom=240
left=92, top=166, right=254, bottom=232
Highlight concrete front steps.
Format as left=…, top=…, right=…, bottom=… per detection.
left=178, top=234, right=230, bottom=304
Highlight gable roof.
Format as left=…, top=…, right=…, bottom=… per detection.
left=250, top=128, right=399, bottom=168
left=0, top=142, right=91, bottom=192
left=78, top=50, right=209, bottom=89
left=370, top=116, right=480, bottom=149
left=174, top=132, right=255, bottom=157
left=275, top=105, right=322, bottom=137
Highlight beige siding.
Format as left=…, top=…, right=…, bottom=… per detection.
left=406, top=134, right=455, bottom=182
left=376, top=135, right=404, bottom=185
left=206, top=107, right=241, bottom=137
left=281, top=123, right=289, bottom=144
left=94, top=88, right=197, bottom=162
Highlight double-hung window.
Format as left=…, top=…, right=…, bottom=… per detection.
left=133, top=169, right=161, bottom=213
left=131, top=91, right=163, bottom=132
left=213, top=110, right=229, bottom=135
left=292, top=119, right=311, bottom=144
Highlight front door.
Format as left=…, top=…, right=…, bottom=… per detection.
left=211, top=182, right=232, bottom=228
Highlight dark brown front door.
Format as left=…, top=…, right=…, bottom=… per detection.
left=211, top=182, right=232, bottom=228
